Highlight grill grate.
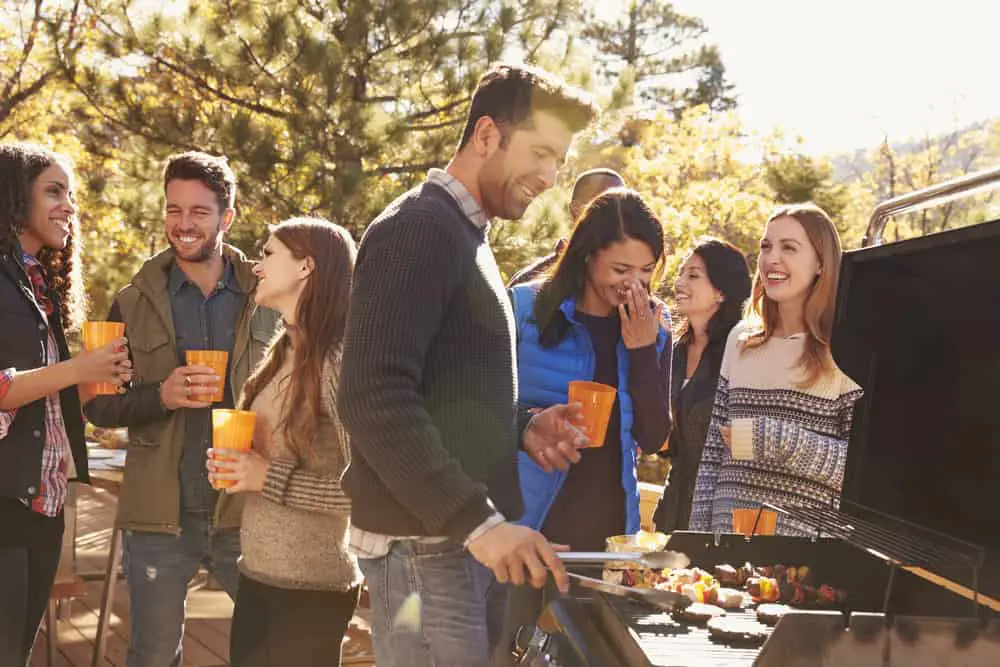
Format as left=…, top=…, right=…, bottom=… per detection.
left=604, top=596, right=765, bottom=667
left=759, top=500, right=994, bottom=615
left=762, top=500, right=983, bottom=572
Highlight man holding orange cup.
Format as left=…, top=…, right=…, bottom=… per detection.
left=83, top=152, right=280, bottom=667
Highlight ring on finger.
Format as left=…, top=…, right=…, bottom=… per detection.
left=184, top=375, right=192, bottom=386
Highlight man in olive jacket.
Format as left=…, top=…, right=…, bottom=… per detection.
left=85, top=152, right=278, bottom=667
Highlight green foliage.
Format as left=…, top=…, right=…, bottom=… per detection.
left=3, top=0, right=996, bottom=320
left=581, top=0, right=736, bottom=114
left=764, top=153, right=850, bottom=236
left=833, top=120, right=1000, bottom=247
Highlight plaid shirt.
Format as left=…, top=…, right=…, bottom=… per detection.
left=348, top=169, right=503, bottom=559
left=0, top=253, right=72, bottom=517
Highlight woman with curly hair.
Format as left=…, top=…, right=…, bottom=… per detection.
left=0, top=142, right=130, bottom=663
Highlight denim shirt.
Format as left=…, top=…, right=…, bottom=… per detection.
left=168, top=260, right=243, bottom=514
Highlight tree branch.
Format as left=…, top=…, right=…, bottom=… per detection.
left=403, top=96, right=471, bottom=122
left=150, top=54, right=287, bottom=118
left=371, top=162, right=443, bottom=175
left=0, top=0, right=44, bottom=114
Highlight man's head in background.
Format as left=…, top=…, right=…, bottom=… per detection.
left=569, top=168, right=625, bottom=221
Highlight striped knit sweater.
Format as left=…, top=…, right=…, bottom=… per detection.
left=238, top=353, right=362, bottom=591
left=689, top=322, right=863, bottom=536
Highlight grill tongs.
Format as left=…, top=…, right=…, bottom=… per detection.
left=558, top=550, right=691, bottom=570
left=559, top=550, right=693, bottom=611
left=567, top=572, right=692, bottom=611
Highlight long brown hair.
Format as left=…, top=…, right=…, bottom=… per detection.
left=239, top=217, right=356, bottom=459
left=0, top=142, right=85, bottom=331
left=743, top=203, right=842, bottom=387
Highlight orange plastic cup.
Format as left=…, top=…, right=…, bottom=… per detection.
left=185, top=350, right=228, bottom=403
left=82, top=321, right=126, bottom=395
left=568, top=380, right=617, bottom=447
left=210, top=409, right=256, bottom=489
left=732, top=508, right=778, bottom=536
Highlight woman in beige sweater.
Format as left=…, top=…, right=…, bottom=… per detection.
left=207, top=217, right=361, bottom=667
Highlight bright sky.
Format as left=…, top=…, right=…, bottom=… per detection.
left=611, top=0, right=997, bottom=156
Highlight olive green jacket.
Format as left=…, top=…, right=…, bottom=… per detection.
left=85, top=245, right=279, bottom=534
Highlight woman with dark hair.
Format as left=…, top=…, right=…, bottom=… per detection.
left=0, top=142, right=130, bottom=663
left=690, top=204, right=863, bottom=537
left=510, top=188, right=672, bottom=550
left=654, top=237, right=751, bottom=533
left=207, top=217, right=361, bottom=667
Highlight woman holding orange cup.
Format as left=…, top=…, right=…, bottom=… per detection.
left=689, top=205, right=863, bottom=537
left=510, top=189, right=672, bottom=551
left=0, top=143, right=130, bottom=663
left=206, top=218, right=360, bottom=667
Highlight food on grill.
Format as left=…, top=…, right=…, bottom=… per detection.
left=666, top=568, right=697, bottom=585
left=605, top=556, right=846, bottom=613
left=706, top=616, right=771, bottom=644
left=601, top=567, right=669, bottom=588
left=672, top=602, right=726, bottom=624
left=650, top=567, right=721, bottom=604
left=714, top=563, right=739, bottom=585
left=756, top=603, right=791, bottom=626
left=746, top=576, right=781, bottom=602
left=716, top=588, right=750, bottom=609
left=680, top=581, right=719, bottom=604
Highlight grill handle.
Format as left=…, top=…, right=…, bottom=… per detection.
left=863, top=164, right=1000, bottom=247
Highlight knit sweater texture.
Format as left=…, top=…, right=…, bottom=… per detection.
left=338, top=182, right=521, bottom=540
left=689, top=322, right=863, bottom=536
left=238, top=354, right=361, bottom=591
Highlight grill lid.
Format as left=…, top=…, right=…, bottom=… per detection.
left=832, top=220, right=1000, bottom=559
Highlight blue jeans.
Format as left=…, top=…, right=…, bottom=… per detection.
left=358, top=539, right=495, bottom=667
left=122, top=512, right=240, bottom=667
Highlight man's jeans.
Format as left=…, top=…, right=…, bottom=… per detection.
left=122, top=512, right=240, bottom=667
left=359, top=538, right=496, bottom=667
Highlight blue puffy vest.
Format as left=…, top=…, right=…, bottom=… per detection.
left=510, top=283, right=668, bottom=535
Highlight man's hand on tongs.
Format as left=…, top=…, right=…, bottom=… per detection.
left=523, top=403, right=589, bottom=473
left=468, top=521, right=571, bottom=593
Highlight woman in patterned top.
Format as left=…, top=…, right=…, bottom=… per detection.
left=207, top=217, right=361, bottom=667
left=689, top=203, right=863, bottom=537
left=0, top=143, right=130, bottom=663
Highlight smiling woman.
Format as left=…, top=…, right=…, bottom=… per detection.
left=213, top=216, right=362, bottom=667
left=0, top=142, right=130, bottom=663
left=511, top=188, right=673, bottom=550
left=689, top=203, right=863, bottom=537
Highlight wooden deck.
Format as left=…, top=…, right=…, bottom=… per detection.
left=31, top=484, right=375, bottom=667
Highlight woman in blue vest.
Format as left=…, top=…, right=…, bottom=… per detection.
left=511, top=188, right=671, bottom=550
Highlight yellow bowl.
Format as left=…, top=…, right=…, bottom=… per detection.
left=605, top=530, right=669, bottom=553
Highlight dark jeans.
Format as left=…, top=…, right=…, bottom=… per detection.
left=122, top=512, right=240, bottom=667
left=0, top=498, right=63, bottom=667
left=230, top=574, right=360, bottom=667
left=358, top=539, right=495, bottom=667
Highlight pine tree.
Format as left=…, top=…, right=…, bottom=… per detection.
left=66, top=0, right=584, bottom=251
left=581, top=0, right=736, bottom=114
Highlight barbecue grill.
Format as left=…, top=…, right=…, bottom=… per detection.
left=496, top=167, right=1000, bottom=666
